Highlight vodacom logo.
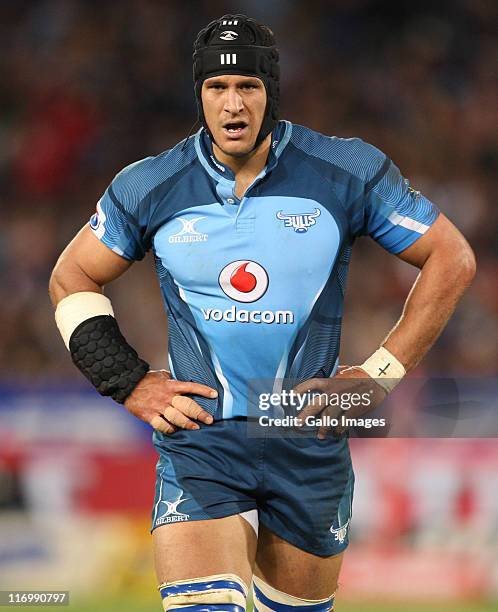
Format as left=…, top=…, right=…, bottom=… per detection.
left=219, top=260, right=269, bottom=303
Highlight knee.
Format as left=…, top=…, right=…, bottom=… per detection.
left=252, top=575, right=335, bottom=611
left=159, top=573, right=248, bottom=611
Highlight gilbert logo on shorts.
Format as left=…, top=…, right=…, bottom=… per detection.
left=169, top=217, right=208, bottom=244
left=155, top=490, right=190, bottom=526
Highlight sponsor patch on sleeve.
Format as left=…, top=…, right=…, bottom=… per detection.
left=89, top=198, right=106, bottom=239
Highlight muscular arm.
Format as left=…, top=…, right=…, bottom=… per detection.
left=49, top=225, right=132, bottom=306
left=382, top=213, right=476, bottom=371
left=49, top=225, right=217, bottom=433
left=295, top=213, right=476, bottom=438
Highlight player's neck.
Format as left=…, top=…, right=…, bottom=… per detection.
left=212, top=134, right=271, bottom=179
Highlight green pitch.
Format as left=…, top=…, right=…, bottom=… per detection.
left=67, top=597, right=498, bottom=612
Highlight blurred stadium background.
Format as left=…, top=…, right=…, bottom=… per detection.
left=0, top=0, right=497, bottom=610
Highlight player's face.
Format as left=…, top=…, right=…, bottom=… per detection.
left=202, top=75, right=267, bottom=157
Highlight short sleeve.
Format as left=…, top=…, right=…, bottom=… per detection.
left=361, top=160, right=440, bottom=254
left=89, top=162, right=150, bottom=261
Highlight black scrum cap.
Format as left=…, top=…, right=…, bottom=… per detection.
left=193, top=14, right=280, bottom=148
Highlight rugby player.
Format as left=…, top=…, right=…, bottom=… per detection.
left=49, top=14, right=476, bottom=611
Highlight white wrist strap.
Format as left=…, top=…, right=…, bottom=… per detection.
left=55, top=292, right=114, bottom=349
left=360, top=347, right=406, bottom=393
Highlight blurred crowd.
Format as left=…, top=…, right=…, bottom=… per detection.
left=0, top=0, right=496, bottom=382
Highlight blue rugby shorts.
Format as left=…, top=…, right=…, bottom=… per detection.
left=151, top=418, right=354, bottom=557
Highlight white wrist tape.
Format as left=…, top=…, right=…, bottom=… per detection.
left=360, top=347, right=406, bottom=393
left=55, top=292, right=114, bottom=349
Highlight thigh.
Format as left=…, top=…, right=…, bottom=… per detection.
left=154, top=514, right=257, bottom=588
left=254, top=525, right=343, bottom=599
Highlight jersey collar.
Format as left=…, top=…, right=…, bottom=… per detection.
left=194, top=120, right=292, bottom=183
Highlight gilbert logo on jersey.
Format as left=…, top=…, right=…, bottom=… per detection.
left=202, top=261, right=294, bottom=325
left=169, top=217, right=208, bottom=243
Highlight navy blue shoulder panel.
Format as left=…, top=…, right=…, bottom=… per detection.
left=109, top=137, right=195, bottom=214
left=142, top=160, right=220, bottom=247
left=108, top=137, right=216, bottom=252
left=289, top=124, right=388, bottom=185
left=257, top=141, right=352, bottom=240
left=283, top=124, right=391, bottom=237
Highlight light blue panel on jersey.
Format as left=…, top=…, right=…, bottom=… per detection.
left=154, top=196, right=341, bottom=418
left=88, top=119, right=440, bottom=422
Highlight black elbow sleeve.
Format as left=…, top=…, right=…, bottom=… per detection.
left=69, top=315, right=149, bottom=403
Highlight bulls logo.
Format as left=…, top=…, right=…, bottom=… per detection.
left=219, top=261, right=269, bottom=303
left=276, top=208, right=321, bottom=233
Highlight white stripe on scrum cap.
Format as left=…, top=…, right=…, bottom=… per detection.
left=55, top=291, right=114, bottom=349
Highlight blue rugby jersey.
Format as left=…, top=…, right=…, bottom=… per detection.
left=89, top=121, right=439, bottom=418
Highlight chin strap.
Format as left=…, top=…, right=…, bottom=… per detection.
left=181, top=120, right=201, bottom=152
